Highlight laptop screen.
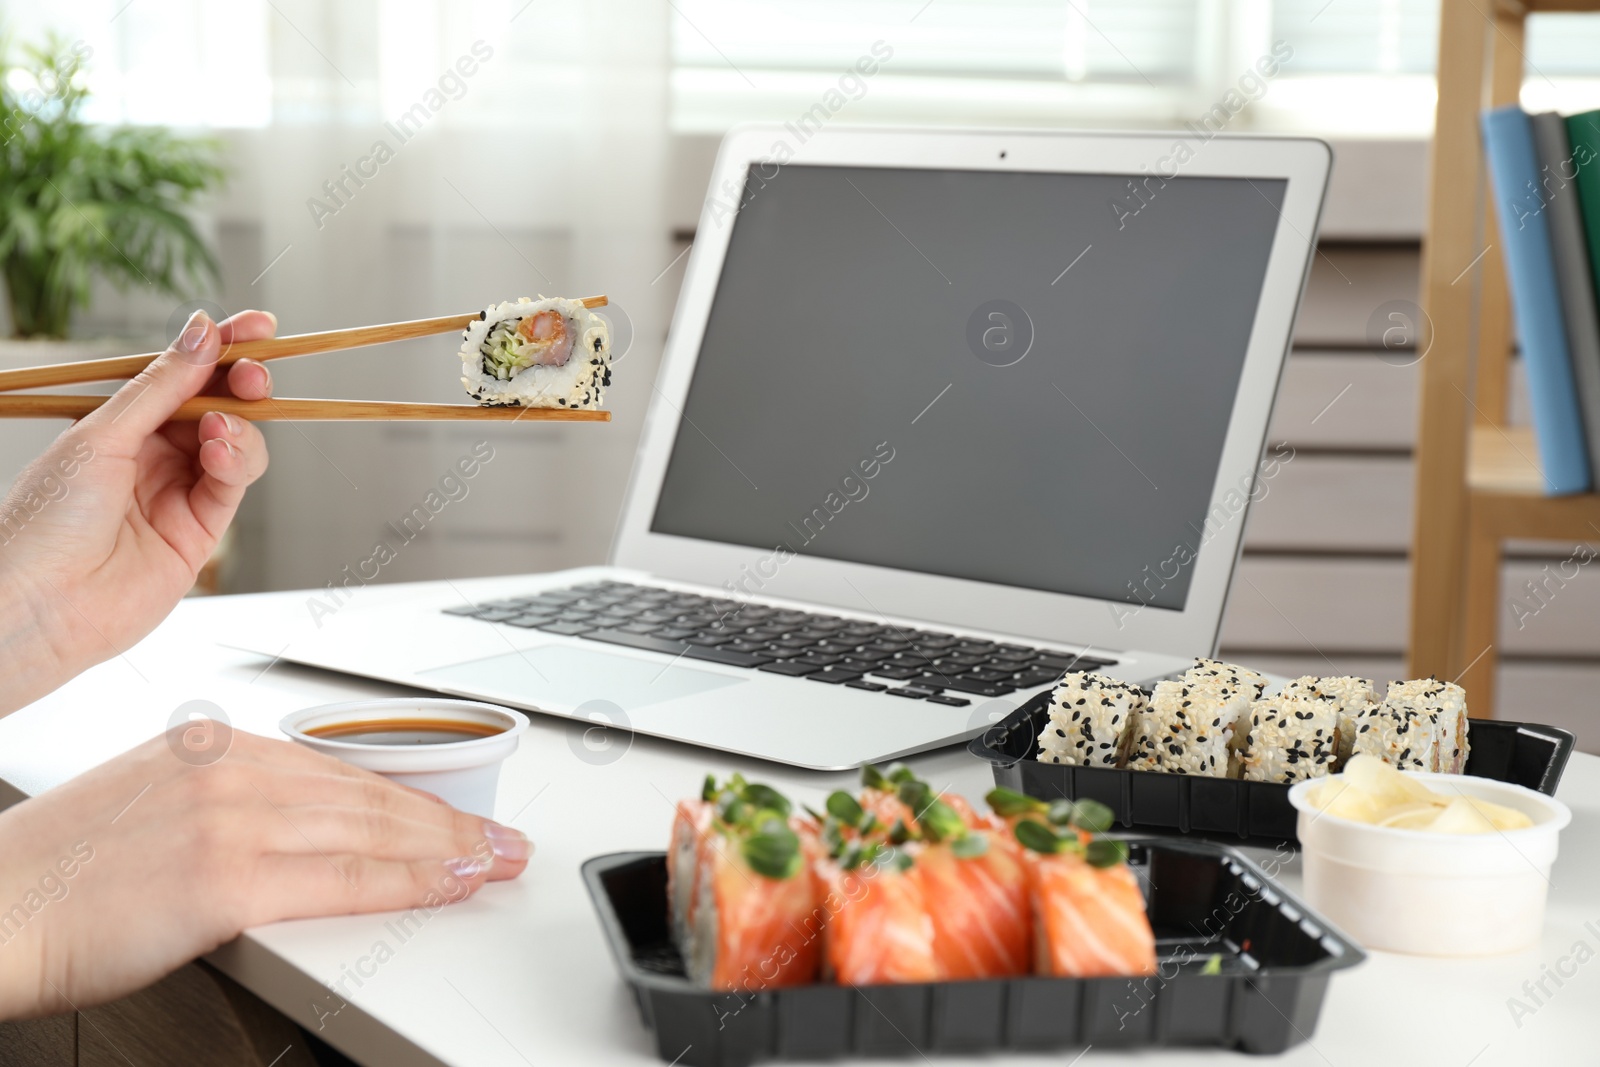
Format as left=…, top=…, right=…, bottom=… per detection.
left=649, top=163, right=1287, bottom=611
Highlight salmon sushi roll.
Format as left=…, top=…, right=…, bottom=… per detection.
left=817, top=852, right=941, bottom=985
left=689, top=832, right=822, bottom=991
left=676, top=775, right=822, bottom=992
left=915, top=833, right=1031, bottom=979
left=1027, top=851, right=1157, bottom=978
left=994, top=790, right=1157, bottom=978
left=666, top=797, right=713, bottom=946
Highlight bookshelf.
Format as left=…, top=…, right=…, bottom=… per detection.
left=1410, top=0, right=1600, bottom=716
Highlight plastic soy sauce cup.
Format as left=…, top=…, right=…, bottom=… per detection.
left=281, top=698, right=527, bottom=818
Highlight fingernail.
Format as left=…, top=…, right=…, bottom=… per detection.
left=223, top=413, right=243, bottom=436
left=484, top=823, right=531, bottom=863
left=176, top=310, right=212, bottom=353
left=445, top=856, right=487, bottom=879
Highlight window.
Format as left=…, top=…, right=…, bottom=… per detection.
left=672, top=0, right=1600, bottom=133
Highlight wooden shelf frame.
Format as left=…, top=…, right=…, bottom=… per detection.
left=1410, top=0, right=1600, bottom=714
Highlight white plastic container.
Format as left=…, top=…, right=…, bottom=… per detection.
left=1287, top=772, right=1571, bottom=957
left=281, top=699, right=526, bottom=818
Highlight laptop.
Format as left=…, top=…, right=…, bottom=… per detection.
left=229, top=126, right=1330, bottom=771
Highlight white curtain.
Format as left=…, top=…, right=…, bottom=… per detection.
left=0, top=0, right=671, bottom=592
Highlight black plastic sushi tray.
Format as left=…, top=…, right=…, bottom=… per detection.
left=583, top=838, right=1364, bottom=1066
left=971, top=690, right=1576, bottom=847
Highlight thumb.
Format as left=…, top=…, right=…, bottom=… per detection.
left=83, top=310, right=221, bottom=451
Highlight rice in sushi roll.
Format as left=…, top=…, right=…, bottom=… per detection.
left=1186, top=657, right=1268, bottom=699
left=459, top=296, right=611, bottom=408
left=1279, top=675, right=1378, bottom=765
left=1035, top=672, right=1147, bottom=768
left=1348, top=684, right=1442, bottom=772
left=1124, top=679, right=1242, bottom=777
left=1237, top=693, right=1339, bottom=783
left=1354, top=678, right=1469, bottom=774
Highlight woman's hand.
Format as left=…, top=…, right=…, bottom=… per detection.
left=0, top=310, right=275, bottom=714
left=0, top=727, right=531, bottom=1020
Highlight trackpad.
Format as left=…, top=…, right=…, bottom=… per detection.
left=418, top=645, right=744, bottom=710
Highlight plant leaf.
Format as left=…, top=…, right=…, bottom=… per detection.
left=825, top=790, right=864, bottom=827
left=741, top=824, right=801, bottom=880
left=985, top=787, right=1046, bottom=817
left=1085, top=838, right=1129, bottom=869
left=1014, top=818, right=1063, bottom=854
left=740, top=782, right=792, bottom=818
left=950, top=832, right=989, bottom=859
left=860, top=764, right=889, bottom=791
left=1068, top=799, right=1116, bottom=834
left=919, top=798, right=966, bottom=844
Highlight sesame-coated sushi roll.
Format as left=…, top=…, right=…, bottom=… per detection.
left=1377, top=678, right=1470, bottom=773
left=1349, top=686, right=1443, bottom=772
left=1237, top=693, right=1339, bottom=783
left=459, top=296, right=611, bottom=408
left=1186, top=658, right=1268, bottom=700
left=1035, top=672, right=1147, bottom=767
left=1279, top=675, right=1378, bottom=765
left=1124, top=679, right=1238, bottom=777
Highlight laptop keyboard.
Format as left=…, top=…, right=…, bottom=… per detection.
left=442, top=580, right=1118, bottom=707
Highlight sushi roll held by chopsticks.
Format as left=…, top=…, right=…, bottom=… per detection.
left=459, top=296, right=611, bottom=408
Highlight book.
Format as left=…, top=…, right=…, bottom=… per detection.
left=1567, top=110, right=1600, bottom=320
left=1481, top=106, right=1591, bottom=495
left=1530, top=112, right=1600, bottom=481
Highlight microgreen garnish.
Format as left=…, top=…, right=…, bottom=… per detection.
left=1085, top=838, right=1129, bottom=868
left=950, top=833, right=990, bottom=859
left=985, top=787, right=1047, bottom=817
left=843, top=765, right=992, bottom=862
left=1200, top=954, right=1223, bottom=975
left=825, top=790, right=866, bottom=827
left=741, top=818, right=802, bottom=880
left=703, top=774, right=803, bottom=881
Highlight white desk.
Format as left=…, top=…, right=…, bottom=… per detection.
left=0, top=581, right=1595, bottom=1067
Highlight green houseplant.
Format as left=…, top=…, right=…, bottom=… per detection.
left=0, top=37, right=225, bottom=339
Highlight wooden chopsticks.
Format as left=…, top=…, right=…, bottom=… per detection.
left=0, top=396, right=610, bottom=422
left=0, top=295, right=611, bottom=422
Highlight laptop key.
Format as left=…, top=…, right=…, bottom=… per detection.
left=806, top=668, right=863, bottom=685
left=505, top=614, right=554, bottom=628
left=846, top=680, right=888, bottom=692
left=620, top=622, right=663, bottom=635
left=1012, top=669, right=1062, bottom=688
left=474, top=609, right=522, bottom=622
left=584, top=628, right=687, bottom=653
left=759, top=660, right=821, bottom=677
left=884, top=687, right=929, bottom=699
left=655, top=627, right=697, bottom=640
left=538, top=620, right=598, bottom=636
left=965, top=668, right=1013, bottom=683
left=925, top=694, right=971, bottom=707
left=684, top=646, right=775, bottom=668
left=442, top=605, right=483, bottom=616
left=869, top=666, right=923, bottom=681
left=939, top=676, right=1017, bottom=697
left=685, top=633, right=733, bottom=646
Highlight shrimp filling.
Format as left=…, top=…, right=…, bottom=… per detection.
left=482, top=309, right=574, bottom=379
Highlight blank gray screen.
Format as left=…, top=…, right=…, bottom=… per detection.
left=650, top=164, right=1286, bottom=610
